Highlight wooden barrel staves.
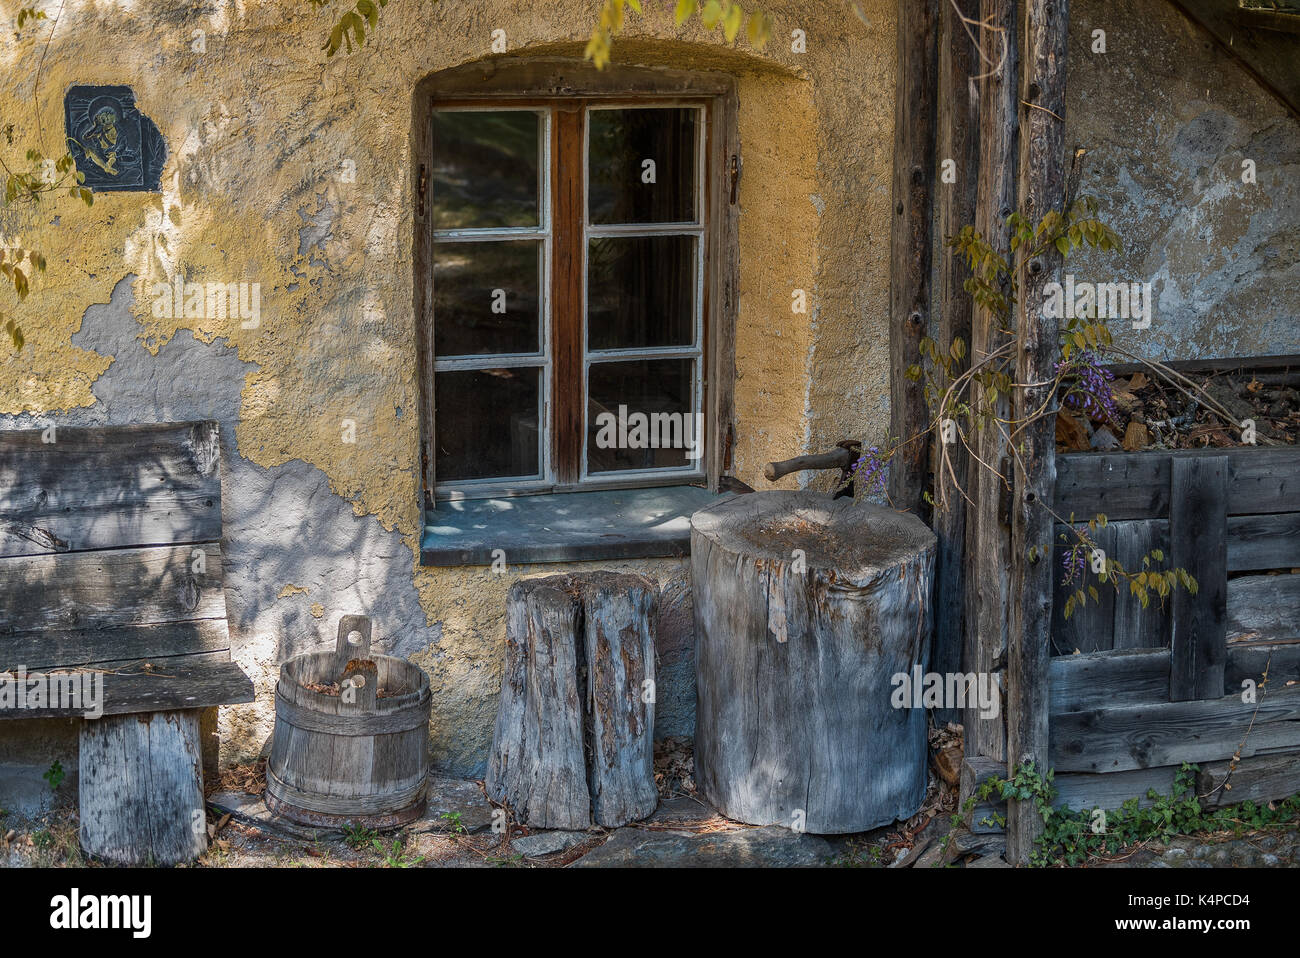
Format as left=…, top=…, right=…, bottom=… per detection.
left=691, top=490, right=937, bottom=834
left=265, top=615, right=430, bottom=828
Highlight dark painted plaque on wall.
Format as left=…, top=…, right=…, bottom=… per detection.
left=64, top=85, right=166, bottom=192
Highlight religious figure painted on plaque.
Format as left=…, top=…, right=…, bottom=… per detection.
left=71, top=100, right=139, bottom=178
left=64, top=86, right=165, bottom=192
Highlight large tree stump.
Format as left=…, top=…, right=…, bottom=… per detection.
left=79, top=710, right=207, bottom=865
left=692, top=491, right=936, bottom=834
left=487, top=572, right=658, bottom=829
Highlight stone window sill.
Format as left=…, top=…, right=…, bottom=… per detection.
left=419, top=485, right=737, bottom=566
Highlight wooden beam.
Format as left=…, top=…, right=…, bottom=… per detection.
left=887, top=0, right=940, bottom=515
left=1006, top=0, right=1069, bottom=865
left=963, top=0, right=1020, bottom=764
left=931, top=0, right=982, bottom=723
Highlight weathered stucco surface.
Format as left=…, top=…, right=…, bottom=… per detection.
left=0, top=0, right=898, bottom=792
left=1066, top=0, right=1300, bottom=360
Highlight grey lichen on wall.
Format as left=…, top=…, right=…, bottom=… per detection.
left=1065, top=0, right=1299, bottom=361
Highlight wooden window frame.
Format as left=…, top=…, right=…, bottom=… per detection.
left=412, top=58, right=739, bottom=511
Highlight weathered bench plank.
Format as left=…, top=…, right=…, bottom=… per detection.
left=2, top=620, right=231, bottom=673
left=0, top=421, right=221, bottom=558
left=0, top=543, right=225, bottom=636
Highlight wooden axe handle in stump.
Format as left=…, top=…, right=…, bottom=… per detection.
left=763, top=444, right=858, bottom=482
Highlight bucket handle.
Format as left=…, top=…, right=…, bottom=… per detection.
left=335, top=614, right=373, bottom=678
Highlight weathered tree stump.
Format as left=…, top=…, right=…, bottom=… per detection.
left=487, top=572, right=658, bottom=829
left=692, top=491, right=936, bottom=834
left=79, top=710, right=207, bottom=865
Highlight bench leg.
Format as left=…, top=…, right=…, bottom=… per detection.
left=79, top=710, right=208, bottom=866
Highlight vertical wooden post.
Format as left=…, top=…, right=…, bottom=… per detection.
left=932, top=0, right=982, bottom=722
left=963, top=0, right=1019, bottom=763
left=1006, top=0, right=1069, bottom=865
left=888, top=0, right=940, bottom=515
left=1168, top=456, right=1228, bottom=701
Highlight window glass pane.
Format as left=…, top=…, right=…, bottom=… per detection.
left=432, top=110, right=540, bottom=230
left=588, top=108, right=697, bottom=225
left=587, top=359, right=697, bottom=473
left=436, top=367, right=541, bottom=481
left=587, top=236, right=695, bottom=351
left=434, top=240, right=540, bottom=356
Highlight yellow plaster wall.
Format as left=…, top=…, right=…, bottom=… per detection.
left=0, top=0, right=896, bottom=770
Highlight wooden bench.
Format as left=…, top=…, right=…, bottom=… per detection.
left=0, top=420, right=254, bottom=864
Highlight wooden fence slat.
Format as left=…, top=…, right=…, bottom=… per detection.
left=1050, top=684, right=1300, bottom=773
left=1056, top=447, right=1300, bottom=520
left=930, top=0, right=981, bottom=724
left=1052, top=766, right=1178, bottom=811
left=1006, top=0, right=1068, bottom=865
left=1049, top=649, right=1170, bottom=712
left=1226, top=641, right=1300, bottom=694
left=1050, top=524, right=1116, bottom=654
left=1110, top=519, right=1172, bottom=649
left=1226, top=512, right=1300, bottom=571
left=1169, top=457, right=1228, bottom=701
left=962, top=0, right=1020, bottom=768
left=1227, top=574, right=1300, bottom=644
left=1196, top=753, right=1300, bottom=808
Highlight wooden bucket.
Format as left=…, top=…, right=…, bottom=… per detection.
left=265, top=615, right=430, bottom=828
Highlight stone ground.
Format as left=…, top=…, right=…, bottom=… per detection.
left=3, top=739, right=1299, bottom=868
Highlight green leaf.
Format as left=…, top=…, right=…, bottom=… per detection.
left=723, top=3, right=744, bottom=42
left=674, top=0, right=697, bottom=27
left=701, top=0, right=723, bottom=28
left=1055, top=236, right=1070, bottom=256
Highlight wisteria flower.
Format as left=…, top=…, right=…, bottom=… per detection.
left=1056, top=348, right=1117, bottom=423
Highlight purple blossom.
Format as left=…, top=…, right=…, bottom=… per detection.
left=849, top=446, right=887, bottom=496
left=1056, top=349, right=1117, bottom=423
left=1062, top=544, right=1086, bottom=585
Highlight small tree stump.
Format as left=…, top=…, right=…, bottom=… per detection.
left=487, top=572, right=658, bottom=829
left=79, top=710, right=207, bottom=865
left=692, top=491, right=936, bottom=833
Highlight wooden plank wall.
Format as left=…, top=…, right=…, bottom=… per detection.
left=1051, top=447, right=1300, bottom=656
left=1045, top=445, right=1300, bottom=810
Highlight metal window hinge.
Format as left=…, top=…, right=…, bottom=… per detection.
left=729, top=155, right=740, bottom=205
left=417, top=163, right=428, bottom=218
